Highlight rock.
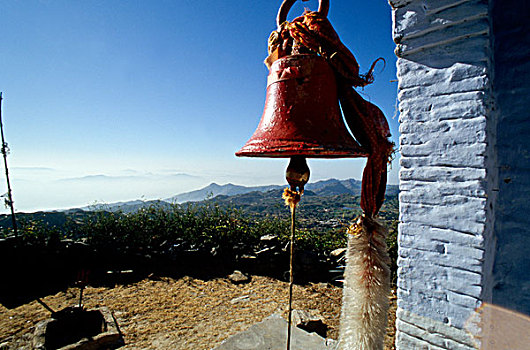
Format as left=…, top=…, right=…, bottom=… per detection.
left=32, top=319, right=49, bottom=349
left=292, top=309, right=328, bottom=338
left=255, top=247, right=273, bottom=256
left=240, top=254, right=257, bottom=259
left=28, top=307, right=123, bottom=350
left=214, top=314, right=334, bottom=350
left=330, top=248, right=347, bottom=259
left=230, top=295, right=250, bottom=304
left=228, top=270, right=250, bottom=284
left=147, top=273, right=162, bottom=281
left=297, top=250, right=320, bottom=267
left=260, top=234, right=278, bottom=242
left=313, top=282, right=329, bottom=290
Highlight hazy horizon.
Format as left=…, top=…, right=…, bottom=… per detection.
left=5, top=160, right=399, bottom=213
left=1, top=1, right=399, bottom=213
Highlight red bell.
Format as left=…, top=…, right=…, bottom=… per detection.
left=236, top=54, right=367, bottom=159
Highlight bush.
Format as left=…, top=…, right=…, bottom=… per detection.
left=75, top=203, right=268, bottom=257
left=0, top=218, right=65, bottom=247
left=1, top=202, right=398, bottom=282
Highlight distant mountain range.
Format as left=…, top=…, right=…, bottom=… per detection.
left=74, top=178, right=398, bottom=213
left=167, top=178, right=368, bottom=203
left=78, top=200, right=170, bottom=213
left=165, top=183, right=283, bottom=203
left=167, top=178, right=398, bottom=203
left=0, top=178, right=399, bottom=229
left=1, top=178, right=398, bottom=218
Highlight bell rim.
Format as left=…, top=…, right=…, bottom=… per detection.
left=235, top=152, right=369, bottom=158
left=236, top=143, right=369, bottom=158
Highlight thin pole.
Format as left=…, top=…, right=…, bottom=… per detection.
left=286, top=204, right=296, bottom=350
left=36, top=298, right=56, bottom=314
left=0, top=93, right=18, bottom=236
left=79, top=285, right=84, bottom=308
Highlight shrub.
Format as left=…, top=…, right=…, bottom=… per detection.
left=1, top=202, right=398, bottom=281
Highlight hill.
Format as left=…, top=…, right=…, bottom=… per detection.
left=81, top=200, right=171, bottom=213
left=203, top=189, right=398, bottom=229
left=166, top=183, right=282, bottom=203
left=168, top=178, right=397, bottom=203
left=0, top=178, right=399, bottom=230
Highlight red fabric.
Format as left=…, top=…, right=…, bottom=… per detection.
left=268, top=11, right=393, bottom=216
left=339, top=85, right=393, bottom=216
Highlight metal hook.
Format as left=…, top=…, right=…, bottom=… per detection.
left=276, top=0, right=330, bottom=30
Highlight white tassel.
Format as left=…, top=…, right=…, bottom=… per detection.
left=339, top=215, right=391, bottom=350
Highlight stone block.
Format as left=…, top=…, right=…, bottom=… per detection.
left=292, top=309, right=328, bottom=338
left=214, top=314, right=335, bottom=350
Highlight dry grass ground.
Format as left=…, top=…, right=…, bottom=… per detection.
left=0, top=275, right=396, bottom=349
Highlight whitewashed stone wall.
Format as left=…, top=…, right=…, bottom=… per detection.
left=390, top=0, right=496, bottom=348
left=336, top=0, right=529, bottom=348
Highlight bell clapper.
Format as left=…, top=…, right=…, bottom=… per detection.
left=283, top=156, right=310, bottom=350
left=286, top=156, right=310, bottom=193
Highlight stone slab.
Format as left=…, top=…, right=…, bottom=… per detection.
left=31, top=306, right=123, bottom=350
left=214, top=314, right=336, bottom=350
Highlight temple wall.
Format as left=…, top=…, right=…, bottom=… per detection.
left=337, top=0, right=530, bottom=348
left=390, top=0, right=495, bottom=348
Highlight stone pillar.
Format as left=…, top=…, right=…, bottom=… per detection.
left=390, top=0, right=496, bottom=348
left=337, top=1, right=529, bottom=348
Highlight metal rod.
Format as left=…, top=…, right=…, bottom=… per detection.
left=287, top=204, right=296, bottom=350
left=79, top=286, right=84, bottom=308
left=277, top=0, right=329, bottom=30
left=0, top=92, right=18, bottom=236
left=36, top=298, right=55, bottom=314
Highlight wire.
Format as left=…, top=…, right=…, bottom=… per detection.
left=286, top=203, right=296, bottom=350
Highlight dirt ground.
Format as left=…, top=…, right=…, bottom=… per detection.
left=0, top=274, right=396, bottom=349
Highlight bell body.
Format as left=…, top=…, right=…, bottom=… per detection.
left=236, top=54, right=367, bottom=158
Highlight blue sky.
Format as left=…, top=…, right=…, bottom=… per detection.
left=0, top=0, right=399, bottom=212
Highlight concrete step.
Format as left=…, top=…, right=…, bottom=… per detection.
left=214, top=314, right=337, bottom=350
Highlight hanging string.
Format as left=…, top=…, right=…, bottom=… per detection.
left=287, top=203, right=296, bottom=350
left=282, top=188, right=301, bottom=350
